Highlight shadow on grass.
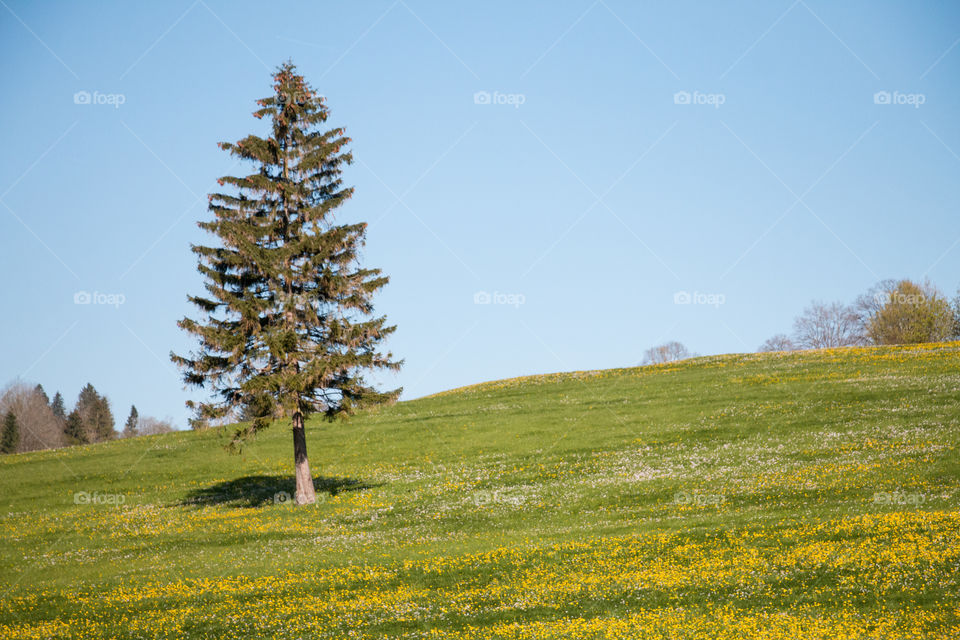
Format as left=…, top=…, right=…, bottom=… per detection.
left=179, top=474, right=378, bottom=508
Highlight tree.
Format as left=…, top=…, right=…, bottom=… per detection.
left=792, top=301, right=863, bottom=349
left=852, top=279, right=898, bottom=341
left=758, top=334, right=796, bottom=352
left=64, top=410, right=87, bottom=446
left=172, top=62, right=401, bottom=506
left=642, top=341, right=692, bottom=365
left=952, top=288, right=960, bottom=339
left=239, top=393, right=276, bottom=423
left=1, top=411, right=18, bottom=454
left=34, top=384, right=50, bottom=406
left=90, top=395, right=116, bottom=442
left=0, top=382, right=64, bottom=452
left=75, top=383, right=116, bottom=442
left=123, top=405, right=140, bottom=438
left=864, top=279, right=953, bottom=345
left=139, top=416, right=176, bottom=436
left=51, top=392, right=66, bottom=421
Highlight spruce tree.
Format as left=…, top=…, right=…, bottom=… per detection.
left=64, top=410, right=87, bottom=446
left=123, top=405, right=139, bottom=438
left=34, top=384, right=50, bottom=406
left=172, top=62, right=401, bottom=505
left=76, top=384, right=98, bottom=423
left=51, top=392, right=66, bottom=421
left=1, top=411, right=18, bottom=454
left=91, top=395, right=116, bottom=441
left=75, top=384, right=116, bottom=442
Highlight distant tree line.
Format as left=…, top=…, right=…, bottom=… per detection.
left=0, top=382, right=175, bottom=455
left=640, top=278, right=959, bottom=366
left=759, top=278, right=960, bottom=351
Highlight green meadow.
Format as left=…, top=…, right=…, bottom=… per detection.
left=1, top=343, right=958, bottom=639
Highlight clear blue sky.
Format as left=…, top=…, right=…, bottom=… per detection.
left=2, top=1, right=958, bottom=428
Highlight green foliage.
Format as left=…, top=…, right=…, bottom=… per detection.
left=63, top=409, right=87, bottom=446
left=238, top=393, right=275, bottom=423
left=866, top=279, right=954, bottom=345
left=75, top=383, right=116, bottom=442
left=0, top=411, right=18, bottom=454
left=172, top=61, right=401, bottom=445
left=51, top=392, right=66, bottom=421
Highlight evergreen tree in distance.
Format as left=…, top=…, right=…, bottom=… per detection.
left=76, top=384, right=116, bottom=442
left=123, top=405, right=140, bottom=438
left=172, top=62, right=401, bottom=505
left=34, top=384, right=50, bottom=406
left=64, top=410, right=87, bottom=446
left=51, top=392, right=66, bottom=421
left=93, top=396, right=116, bottom=441
left=1, top=411, right=18, bottom=454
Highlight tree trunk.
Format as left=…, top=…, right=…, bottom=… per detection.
left=292, top=411, right=316, bottom=505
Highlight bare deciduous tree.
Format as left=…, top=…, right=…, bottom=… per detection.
left=952, top=287, right=960, bottom=339
left=852, top=279, right=898, bottom=336
left=138, top=416, right=176, bottom=436
left=758, top=334, right=796, bottom=352
left=642, top=341, right=692, bottom=365
left=0, top=382, right=65, bottom=452
left=792, top=301, right=863, bottom=349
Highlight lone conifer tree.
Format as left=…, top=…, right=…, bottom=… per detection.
left=172, top=62, right=401, bottom=505
left=1, top=411, right=18, bottom=454
left=123, top=405, right=139, bottom=438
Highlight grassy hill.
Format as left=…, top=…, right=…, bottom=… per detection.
left=1, top=343, right=959, bottom=639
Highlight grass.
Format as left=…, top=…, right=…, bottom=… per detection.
left=1, top=343, right=958, bottom=639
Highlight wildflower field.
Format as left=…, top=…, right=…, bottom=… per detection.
left=1, top=343, right=958, bottom=639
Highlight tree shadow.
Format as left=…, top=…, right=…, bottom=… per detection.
left=179, top=474, right=377, bottom=508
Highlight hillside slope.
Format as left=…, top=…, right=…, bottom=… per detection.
left=1, top=344, right=959, bottom=639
